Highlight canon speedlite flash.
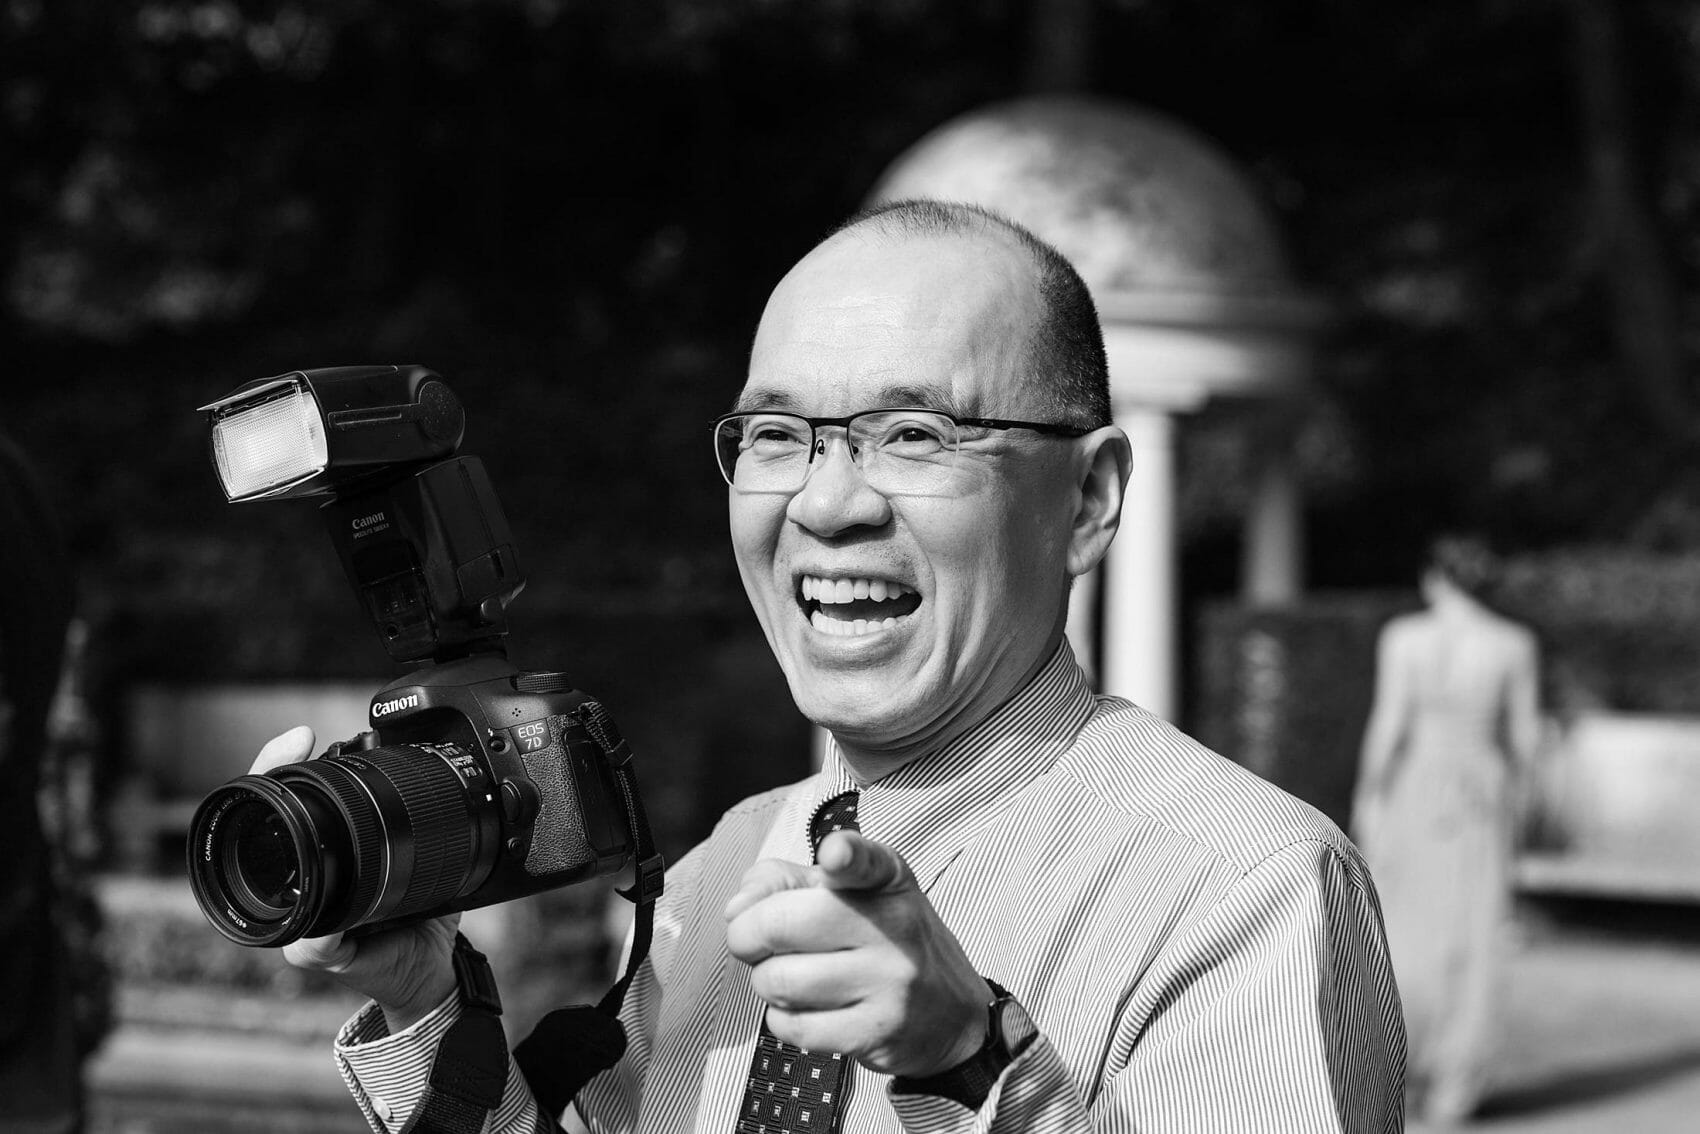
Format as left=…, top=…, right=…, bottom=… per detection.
left=199, top=365, right=520, bottom=665
left=199, top=365, right=465, bottom=502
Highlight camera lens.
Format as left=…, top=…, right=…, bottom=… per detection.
left=189, top=773, right=353, bottom=946
left=187, top=742, right=495, bottom=947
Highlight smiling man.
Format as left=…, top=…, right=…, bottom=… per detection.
left=271, top=200, right=1404, bottom=1133
left=720, top=217, right=1114, bottom=783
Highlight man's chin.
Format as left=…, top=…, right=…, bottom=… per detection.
left=792, top=678, right=919, bottom=738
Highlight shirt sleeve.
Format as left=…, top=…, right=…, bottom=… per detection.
left=334, top=992, right=544, bottom=1134
left=887, top=839, right=1405, bottom=1133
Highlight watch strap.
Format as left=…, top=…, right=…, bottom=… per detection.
left=890, top=979, right=1036, bottom=1112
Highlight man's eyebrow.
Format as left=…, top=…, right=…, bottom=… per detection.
left=874, top=383, right=966, bottom=415
left=729, top=388, right=802, bottom=413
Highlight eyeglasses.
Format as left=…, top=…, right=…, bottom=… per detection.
left=712, top=407, right=1090, bottom=495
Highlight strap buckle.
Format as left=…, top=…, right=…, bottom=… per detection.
left=617, top=852, right=666, bottom=906
left=451, top=933, right=503, bottom=1017
left=577, top=701, right=633, bottom=769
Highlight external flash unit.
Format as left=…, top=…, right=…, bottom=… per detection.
left=198, top=365, right=518, bottom=665
left=199, top=365, right=465, bottom=502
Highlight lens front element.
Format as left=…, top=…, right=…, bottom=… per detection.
left=223, top=799, right=302, bottom=919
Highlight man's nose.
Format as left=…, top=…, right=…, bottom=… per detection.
left=785, top=432, right=891, bottom=536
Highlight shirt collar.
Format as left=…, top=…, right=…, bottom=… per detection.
left=816, top=640, right=1096, bottom=890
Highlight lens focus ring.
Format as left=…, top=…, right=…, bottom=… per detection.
left=359, top=745, right=477, bottom=920
left=285, top=762, right=386, bottom=933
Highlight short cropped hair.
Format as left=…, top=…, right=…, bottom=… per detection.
left=830, top=200, right=1112, bottom=431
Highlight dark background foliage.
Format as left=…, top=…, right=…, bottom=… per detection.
left=8, top=0, right=1700, bottom=851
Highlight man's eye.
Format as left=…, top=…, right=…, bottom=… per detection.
left=742, top=418, right=809, bottom=454
left=874, top=417, right=951, bottom=454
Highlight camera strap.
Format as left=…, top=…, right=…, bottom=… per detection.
left=512, top=701, right=665, bottom=1124
left=403, top=702, right=665, bottom=1134
left=399, top=933, right=510, bottom=1134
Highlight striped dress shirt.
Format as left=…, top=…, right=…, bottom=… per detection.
left=336, top=642, right=1406, bottom=1132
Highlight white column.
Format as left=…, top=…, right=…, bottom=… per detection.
left=1102, top=407, right=1177, bottom=719
left=1243, top=436, right=1303, bottom=606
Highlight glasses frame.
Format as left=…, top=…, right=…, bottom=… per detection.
left=711, top=406, right=1093, bottom=492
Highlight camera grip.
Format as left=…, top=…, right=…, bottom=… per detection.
left=517, top=715, right=598, bottom=877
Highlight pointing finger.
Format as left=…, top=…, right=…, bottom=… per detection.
left=726, top=888, right=854, bottom=964
left=815, top=831, right=909, bottom=893
left=723, top=857, right=819, bottom=922
left=251, top=725, right=317, bottom=775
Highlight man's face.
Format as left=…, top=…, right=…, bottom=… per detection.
left=729, top=231, right=1083, bottom=768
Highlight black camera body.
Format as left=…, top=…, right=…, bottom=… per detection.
left=187, top=366, right=656, bottom=948
left=191, top=653, right=639, bottom=946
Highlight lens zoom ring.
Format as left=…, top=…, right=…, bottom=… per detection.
left=365, top=747, right=475, bottom=915
left=304, top=764, right=385, bottom=928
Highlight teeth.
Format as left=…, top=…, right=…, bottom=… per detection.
left=810, top=611, right=900, bottom=636
left=801, top=575, right=913, bottom=605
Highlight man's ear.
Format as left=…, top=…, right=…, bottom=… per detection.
left=1067, top=425, right=1131, bottom=577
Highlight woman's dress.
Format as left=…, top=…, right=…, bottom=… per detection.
left=1360, top=620, right=1519, bottom=1122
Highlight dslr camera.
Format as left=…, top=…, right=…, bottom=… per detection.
left=187, top=365, right=660, bottom=948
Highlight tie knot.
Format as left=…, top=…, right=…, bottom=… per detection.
left=809, top=790, right=860, bottom=859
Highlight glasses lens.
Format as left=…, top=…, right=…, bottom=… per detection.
left=852, top=410, right=959, bottom=495
left=716, top=413, right=812, bottom=492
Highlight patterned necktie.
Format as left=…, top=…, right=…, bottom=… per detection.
left=735, top=790, right=861, bottom=1134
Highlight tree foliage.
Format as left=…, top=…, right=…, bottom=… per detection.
left=8, top=0, right=1700, bottom=622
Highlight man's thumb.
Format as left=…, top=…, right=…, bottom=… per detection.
left=816, top=831, right=907, bottom=893
left=283, top=931, right=357, bottom=973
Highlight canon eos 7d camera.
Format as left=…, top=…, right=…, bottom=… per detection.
left=186, top=365, right=661, bottom=948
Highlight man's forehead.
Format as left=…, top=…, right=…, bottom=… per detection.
left=732, top=380, right=972, bottom=416
left=738, top=228, right=1042, bottom=416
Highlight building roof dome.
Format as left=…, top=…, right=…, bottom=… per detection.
left=868, top=95, right=1325, bottom=329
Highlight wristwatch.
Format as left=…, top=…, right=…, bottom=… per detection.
left=892, top=981, right=1037, bottom=1111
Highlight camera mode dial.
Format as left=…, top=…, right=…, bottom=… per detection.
left=513, top=671, right=575, bottom=694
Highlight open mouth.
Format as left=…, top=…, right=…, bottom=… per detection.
left=799, top=575, right=922, bottom=637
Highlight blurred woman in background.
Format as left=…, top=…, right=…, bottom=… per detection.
left=1355, top=535, right=1542, bottom=1127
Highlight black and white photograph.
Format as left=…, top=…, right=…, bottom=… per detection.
left=6, top=2, right=1700, bottom=1132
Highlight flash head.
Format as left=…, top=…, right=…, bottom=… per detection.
left=200, top=365, right=464, bottom=502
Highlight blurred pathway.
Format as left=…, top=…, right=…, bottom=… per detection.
left=1421, top=908, right=1700, bottom=1133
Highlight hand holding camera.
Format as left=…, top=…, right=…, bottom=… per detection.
left=249, top=724, right=460, bottom=1032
